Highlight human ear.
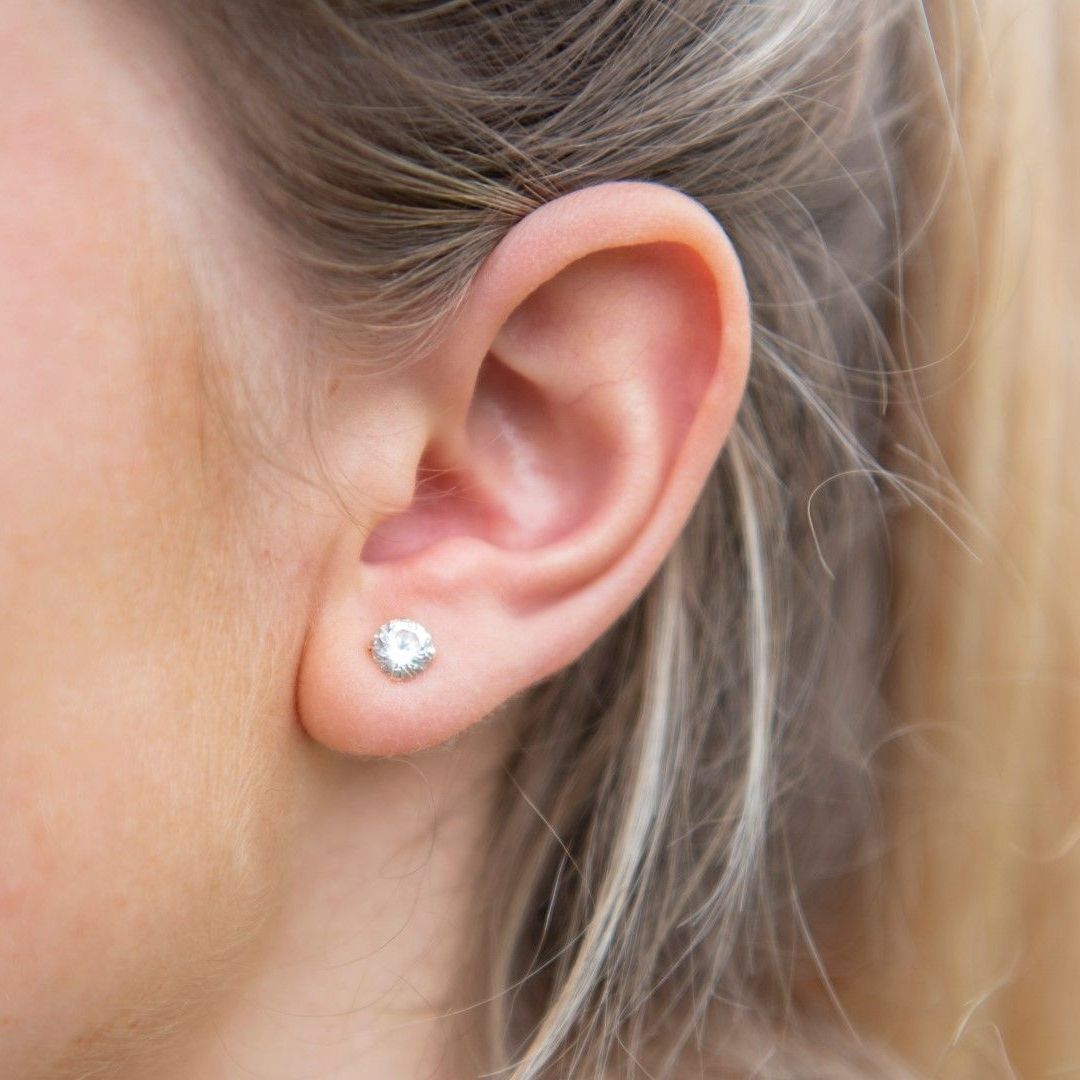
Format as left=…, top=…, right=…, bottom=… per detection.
left=296, top=180, right=751, bottom=757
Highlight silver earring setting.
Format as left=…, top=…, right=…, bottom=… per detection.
left=370, top=618, right=436, bottom=680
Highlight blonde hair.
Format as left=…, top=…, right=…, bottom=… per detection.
left=842, top=2, right=1080, bottom=1076
left=135, top=0, right=1078, bottom=1076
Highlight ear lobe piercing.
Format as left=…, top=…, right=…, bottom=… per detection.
left=370, top=618, right=437, bottom=680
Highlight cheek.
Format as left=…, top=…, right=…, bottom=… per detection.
left=0, top=44, right=299, bottom=1077
left=0, top=245, right=298, bottom=1072
left=2, top=680, right=294, bottom=1076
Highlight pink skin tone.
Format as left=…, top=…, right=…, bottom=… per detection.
left=0, top=4, right=750, bottom=1079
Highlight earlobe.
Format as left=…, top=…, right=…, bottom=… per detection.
left=295, top=181, right=751, bottom=758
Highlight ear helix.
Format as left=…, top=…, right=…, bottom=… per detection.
left=368, top=618, right=437, bottom=680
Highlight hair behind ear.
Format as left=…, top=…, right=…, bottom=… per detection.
left=842, top=1, right=1080, bottom=1073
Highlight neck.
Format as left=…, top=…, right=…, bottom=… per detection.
left=165, top=722, right=510, bottom=1080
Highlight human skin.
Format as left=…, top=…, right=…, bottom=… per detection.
left=0, top=4, right=750, bottom=1078
left=0, top=4, right=312, bottom=1074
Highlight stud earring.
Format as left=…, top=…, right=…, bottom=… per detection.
left=370, top=618, right=437, bottom=680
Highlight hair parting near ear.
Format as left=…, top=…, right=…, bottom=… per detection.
left=134, top=0, right=1080, bottom=1076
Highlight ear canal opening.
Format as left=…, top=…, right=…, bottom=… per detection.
left=358, top=443, right=487, bottom=564
left=360, top=350, right=606, bottom=565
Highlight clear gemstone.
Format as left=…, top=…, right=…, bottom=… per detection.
left=370, top=618, right=436, bottom=680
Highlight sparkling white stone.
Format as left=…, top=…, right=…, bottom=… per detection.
left=370, top=618, right=436, bottom=680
